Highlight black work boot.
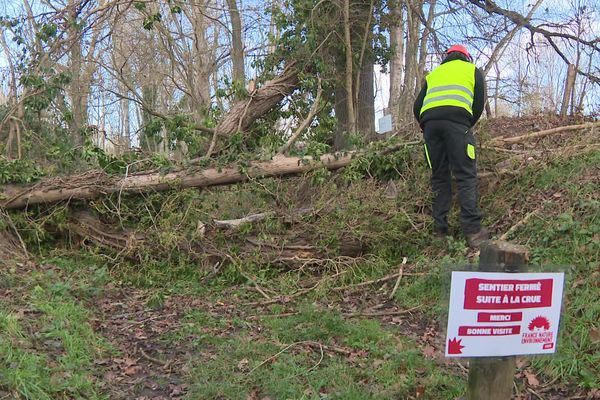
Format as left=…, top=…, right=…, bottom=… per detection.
left=434, top=227, right=449, bottom=239
left=465, top=227, right=489, bottom=248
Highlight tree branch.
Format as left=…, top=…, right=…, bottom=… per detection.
left=466, top=0, right=600, bottom=83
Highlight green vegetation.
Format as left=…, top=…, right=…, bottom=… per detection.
left=1, top=143, right=598, bottom=399
left=0, top=260, right=112, bottom=399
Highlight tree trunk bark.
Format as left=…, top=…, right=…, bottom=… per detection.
left=0, top=27, right=20, bottom=158
left=216, top=62, right=300, bottom=136
left=560, top=64, right=577, bottom=117
left=357, top=61, right=375, bottom=139
left=0, top=153, right=353, bottom=210
left=399, top=0, right=421, bottom=122
left=416, top=0, right=435, bottom=85
left=389, top=0, right=405, bottom=132
left=334, top=78, right=349, bottom=150
left=355, top=0, right=376, bottom=140
left=226, top=0, right=245, bottom=85
left=68, top=24, right=87, bottom=146
left=343, top=0, right=357, bottom=136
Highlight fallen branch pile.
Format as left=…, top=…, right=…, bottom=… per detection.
left=0, top=142, right=415, bottom=210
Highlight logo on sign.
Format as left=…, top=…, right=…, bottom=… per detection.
left=528, top=316, right=550, bottom=331
left=448, top=337, right=465, bottom=354
left=522, top=315, right=554, bottom=347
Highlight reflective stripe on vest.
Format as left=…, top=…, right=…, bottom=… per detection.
left=420, top=60, right=476, bottom=116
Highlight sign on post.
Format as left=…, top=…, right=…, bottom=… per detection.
left=445, top=271, right=565, bottom=357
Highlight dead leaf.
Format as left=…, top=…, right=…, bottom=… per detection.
left=134, top=330, right=148, bottom=340
left=422, top=345, right=436, bottom=359
left=571, top=278, right=586, bottom=289
left=124, top=364, right=142, bottom=376
left=246, top=387, right=261, bottom=400
left=237, top=358, right=250, bottom=372
left=588, top=388, right=600, bottom=399
left=589, top=327, right=600, bottom=345
left=372, top=359, right=385, bottom=368
left=170, top=385, right=185, bottom=397
left=524, top=370, right=540, bottom=387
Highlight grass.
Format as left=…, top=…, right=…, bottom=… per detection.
left=482, top=149, right=600, bottom=389
left=173, top=303, right=463, bottom=399
left=0, top=260, right=112, bottom=399
left=1, top=143, right=598, bottom=398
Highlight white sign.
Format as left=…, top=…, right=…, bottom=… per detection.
left=377, top=114, right=392, bottom=133
left=445, top=271, right=565, bottom=357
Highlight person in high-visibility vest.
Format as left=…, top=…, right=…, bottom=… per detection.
left=413, top=44, right=489, bottom=247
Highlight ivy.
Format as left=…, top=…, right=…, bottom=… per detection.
left=143, top=13, right=162, bottom=30
left=0, top=157, right=44, bottom=184
left=36, top=23, right=58, bottom=43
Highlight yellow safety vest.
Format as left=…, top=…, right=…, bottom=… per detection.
left=420, top=60, right=476, bottom=116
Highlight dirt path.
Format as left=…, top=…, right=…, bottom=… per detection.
left=93, top=288, right=195, bottom=399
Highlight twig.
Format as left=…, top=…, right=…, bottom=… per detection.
left=333, top=270, right=429, bottom=292
left=400, top=208, right=419, bottom=231
left=306, top=342, right=324, bottom=373
left=253, top=312, right=300, bottom=318
left=244, top=281, right=320, bottom=307
left=389, top=257, right=407, bottom=300
left=205, top=128, right=219, bottom=158
left=278, top=76, right=323, bottom=155
left=248, top=342, right=301, bottom=374
left=526, top=387, right=544, bottom=400
left=344, top=304, right=423, bottom=318
left=0, top=209, right=29, bottom=259
left=304, top=341, right=353, bottom=356
left=249, top=340, right=353, bottom=375
left=214, top=212, right=274, bottom=228
left=246, top=237, right=314, bottom=251
left=139, top=348, right=168, bottom=367
left=244, top=271, right=346, bottom=307
left=499, top=209, right=539, bottom=241
left=492, top=121, right=600, bottom=145
left=240, top=272, right=271, bottom=300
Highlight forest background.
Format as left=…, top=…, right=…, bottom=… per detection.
left=0, top=0, right=599, bottom=399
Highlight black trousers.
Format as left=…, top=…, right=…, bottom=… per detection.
left=423, top=119, right=482, bottom=234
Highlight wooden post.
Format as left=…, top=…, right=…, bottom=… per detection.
left=467, top=240, right=529, bottom=400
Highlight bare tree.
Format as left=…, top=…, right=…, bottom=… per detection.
left=226, top=0, right=245, bottom=85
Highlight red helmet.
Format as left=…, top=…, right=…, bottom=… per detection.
left=447, top=44, right=472, bottom=61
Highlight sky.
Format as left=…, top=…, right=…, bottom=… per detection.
left=1, top=0, right=598, bottom=122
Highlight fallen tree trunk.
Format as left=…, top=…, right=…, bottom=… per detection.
left=491, top=121, right=600, bottom=145
left=0, top=140, right=416, bottom=210
left=0, top=151, right=364, bottom=210
left=216, top=62, right=301, bottom=136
